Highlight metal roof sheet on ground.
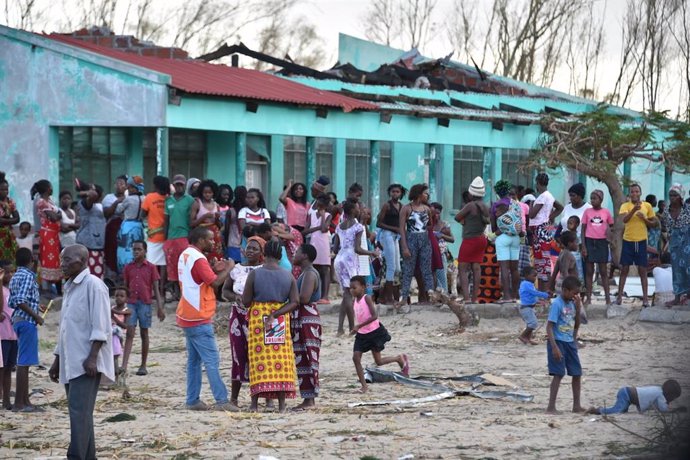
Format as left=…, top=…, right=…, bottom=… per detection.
left=45, top=34, right=377, bottom=113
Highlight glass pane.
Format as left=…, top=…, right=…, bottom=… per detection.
left=502, top=149, right=531, bottom=189
left=453, top=145, right=484, bottom=209
left=284, top=136, right=307, bottom=185
left=315, top=137, right=333, bottom=180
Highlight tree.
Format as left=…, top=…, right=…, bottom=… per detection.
left=361, top=0, right=437, bottom=50
left=254, top=15, right=326, bottom=70
left=524, top=106, right=690, bottom=261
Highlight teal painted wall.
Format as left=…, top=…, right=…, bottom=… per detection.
left=206, top=131, right=237, bottom=185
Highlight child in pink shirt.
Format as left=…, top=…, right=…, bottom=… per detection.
left=581, top=190, right=614, bottom=305
left=350, top=276, right=410, bottom=393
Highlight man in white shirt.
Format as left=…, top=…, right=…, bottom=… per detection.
left=49, top=244, right=114, bottom=460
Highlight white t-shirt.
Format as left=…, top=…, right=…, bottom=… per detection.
left=238, top=207, right=270, bottom=225
left=653, top=266, right=673, bottom=293
left=530, top=191, right=555, bottom=227
left=560, top=202, right=592, bottom=240
left=636, top=386, right=669, bottom=413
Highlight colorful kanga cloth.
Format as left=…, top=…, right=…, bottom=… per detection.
left=248, top=301, right=296, bottom=398
left=291, top=302, right=321, bottom=399
left=0, top=199, right=18, bottom=262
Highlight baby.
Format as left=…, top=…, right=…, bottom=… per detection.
left=587, top=379, right=686, bottom=415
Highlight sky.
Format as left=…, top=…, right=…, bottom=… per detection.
left=2, top=0, right=683, bottom=114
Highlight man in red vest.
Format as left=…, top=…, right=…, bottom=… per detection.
left=176, top=227, right=234, bottom=411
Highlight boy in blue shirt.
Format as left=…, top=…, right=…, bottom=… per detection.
left=518, top=266, right=550, bottom=345
left=546, top=275, right=585, bottom=414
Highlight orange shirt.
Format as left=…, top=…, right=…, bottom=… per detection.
left=142, top=192, right=167, bottom=242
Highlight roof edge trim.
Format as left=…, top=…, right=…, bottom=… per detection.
left=0, top=25, right=171, bottom=85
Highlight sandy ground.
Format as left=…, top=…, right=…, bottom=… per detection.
left=1, top=297, right=689, bottom=460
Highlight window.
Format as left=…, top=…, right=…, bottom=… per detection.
left=284, top=136, right=306, bottom=185
left=452, top=145, right=484, bottom=209
left=143, top=128, right=206, bottom=182
left=315, top=137, right=333, bottom=181
left=59, top=127, right=127, bottom=194
left=502, top=149, right=532, bottom=189
left=346, top=139, right=370, bottom=200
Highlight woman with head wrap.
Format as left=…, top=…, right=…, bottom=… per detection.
left=661, top=184, right=690, bottom=306
left=221, top=236, right=265, bottom=409
left=115, top=176, right=145, bottom=272
left=581, top=189, right=614, bottom=305
left=186, top=178, right=201, bottom=198
left=491, top=180, right=523, bottom=302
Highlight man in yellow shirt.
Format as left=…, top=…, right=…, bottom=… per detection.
left=616, top=184, right=658, bottom=308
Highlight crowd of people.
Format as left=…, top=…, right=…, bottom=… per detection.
left=0, top=168, right=688, bottom=457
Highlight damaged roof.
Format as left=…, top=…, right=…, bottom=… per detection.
left=45, top=34, right=377, bottom=113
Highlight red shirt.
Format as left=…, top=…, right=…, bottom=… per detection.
left=123, top=259, right=160, bottom=304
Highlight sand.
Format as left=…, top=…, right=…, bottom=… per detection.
left=1, top=298, right=689, bottom=459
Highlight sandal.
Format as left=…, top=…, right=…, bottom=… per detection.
left=136, top=367, right=148, bottom=376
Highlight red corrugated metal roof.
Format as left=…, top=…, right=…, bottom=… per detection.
left=46, top=34, right=377, bottom=113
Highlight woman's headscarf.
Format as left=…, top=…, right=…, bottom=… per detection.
left=669, top=183, right=686, bottom=198
left=568, top=182, right=586, bottom=199
left=592, top=189, right=605, bottom=202
left=494, top=180, right=512, bottom=198
left=246, top=236, right=266, bottom=263
left=186, top=178, right=200, bottom=196
left=127, top=175, right=144, bottom=194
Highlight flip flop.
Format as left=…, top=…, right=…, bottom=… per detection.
left=136, top=367, right=148, bottom=376
left=401, top=354, right=410, bottom=376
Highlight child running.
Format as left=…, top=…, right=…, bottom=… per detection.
left=111, top=287, right=132, bottom=380
left=586, top=379, right=686, bottom=415
left=0, top=260, right=17, bottom=410
left=518, top=266, right=550, bottom=345
left=350, top=276, right=409, bottom=393
left=122, top=240, right=165, bottom=376
left=546, top=276, right=584, bottom=414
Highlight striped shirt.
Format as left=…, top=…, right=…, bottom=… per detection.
left=9, top=267, right=40, bottom=325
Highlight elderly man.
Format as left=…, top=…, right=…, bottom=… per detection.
left=49, top=244, right=114, bottom=460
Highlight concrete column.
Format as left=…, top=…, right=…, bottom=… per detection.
left=438, top=144, right=453, bottom=210
left=156, top=127, right=169, bottom=177
left=623, top=159, right=631, bottom=195
left=428, top=144, right=437, bottom=202
left=306, top=136, right=316, bottom=189
left=370, top=140, right=381, bottom=212
left=128, top=127, right=144, bottom=177
left=334, top=138, right=346, bottom=200
left=48, top=126, right=60, bottom=199
left=270, top=135, right=285, bottom=207
left=481, top=147, right=494, bottom=204
left=664, top=168, right=672, bottom=197
left=235, top=132, right=247, bottom=186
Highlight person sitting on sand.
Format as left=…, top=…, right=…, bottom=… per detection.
left=586, top=379, right=686, bottom=415
left=518, top=266, right=550, bottom=345
left=350, top=276, right=409, bottom=393
left=546, top=276, right=585, bottom=414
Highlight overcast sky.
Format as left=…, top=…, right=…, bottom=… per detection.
left=3, top=0, right=683, bottom=114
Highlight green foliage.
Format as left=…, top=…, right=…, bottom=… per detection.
left=528, top=104, right=690, bottom=181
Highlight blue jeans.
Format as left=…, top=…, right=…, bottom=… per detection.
left=183, top=323, right=228, bottom=406
left=377, top=229, right=400, bottom=282
left=434, top=267, right=448, bottom=292
left=599, top=387, right=632, bottom=415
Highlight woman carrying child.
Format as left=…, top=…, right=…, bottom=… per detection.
left=222, top=236, right=264, bottom=409
left=116, top=176, right=145, bottom=272
left=190, top=180, right=224, bottom=263
left=350, top=276, right=409, bottom=393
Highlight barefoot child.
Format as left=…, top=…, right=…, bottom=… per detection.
left=546, top=276, right=584, bottom=414
left=111, top=287, right=131, bottom=380
left=549, top=231, right=579, bottom=293
left=518, top=266, right=550, bottom=345
left=350, top=276, right=409, bottom=393
left=587, top=379, right=686, bottom=415
left=122, top=240, right=165, bottom=376
left=0, top=261, right=17, bottom=410
left=8, top=248, right=44, bottom=412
